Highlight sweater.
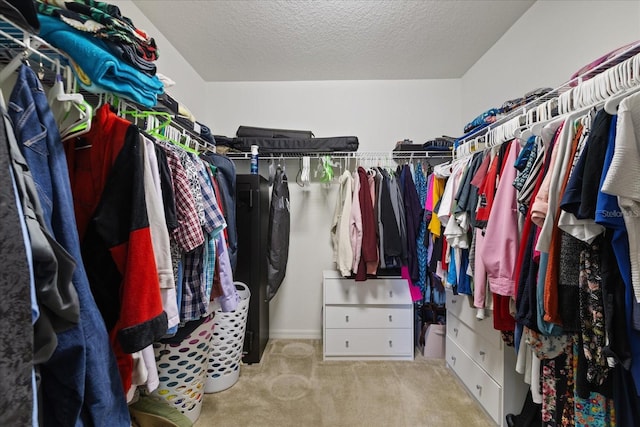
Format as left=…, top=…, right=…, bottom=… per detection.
left=482, top=140, right=520, bottom=297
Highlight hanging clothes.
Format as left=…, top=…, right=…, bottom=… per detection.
left=0, top=107, right=37, bottom=427
left=415, top=162, right=428, bottom=295
left=355, top=166, right=377, bottom=281
left=402, top=164, right=422, bottom=283
left=267, top=166, right=290, bottom=300
left=66, top=103, right=167, bottom=393
left=331, top=170, right=354, bottom=277
left=9, top=65, right=130, bottom=426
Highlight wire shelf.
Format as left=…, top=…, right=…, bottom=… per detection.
left=454, top=40, right=640, bottom=152
left=222, top=150, right=452, bottom=161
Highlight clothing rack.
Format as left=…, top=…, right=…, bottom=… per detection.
left=0, top=13, right=215, bottom=154
left=452, top=40, right=640, bottom=160
left=224, top=150, right=452, bottom=161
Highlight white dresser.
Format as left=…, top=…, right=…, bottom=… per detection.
left=445, top=290, right=528, bottom=426
left=323, top=271, right=414, bottom=361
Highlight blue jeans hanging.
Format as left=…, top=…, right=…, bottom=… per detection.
left=8, top=64, right=130, bottom=427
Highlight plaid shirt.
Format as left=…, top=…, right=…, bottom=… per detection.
left=181, top=245, right=208, bottom=322
left=176, top=150, right=205, bottom=228
left=159, top=143, right=204, bottom=252
left=193, top=156, right=226, bottom=236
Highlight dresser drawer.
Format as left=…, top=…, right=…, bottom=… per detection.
left=325, top=329, right=413, bottom=357
left=446, top=337, right=502, bottom=424
left=447, top=315, right=504, bottom=384
left=324, top=278, right=411, bottom=305
left=447, top=291, right=501, bottom=347
left=325, top=306, right=412, bottom=329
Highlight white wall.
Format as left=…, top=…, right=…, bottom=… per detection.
left=205, top=79, right=461, bottom=150
left=110, top=0, right=207, bottom=118
left=204, top=79, right=461, bottom=338
left=461, top=0, right=640, bottom=126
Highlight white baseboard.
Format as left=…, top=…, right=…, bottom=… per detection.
left=269, top=329, right=322, bottom=340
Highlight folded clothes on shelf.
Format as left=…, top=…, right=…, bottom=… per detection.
left=463, top=108, right=501, bottom=134
left=38, top=14, right=164, bottom=107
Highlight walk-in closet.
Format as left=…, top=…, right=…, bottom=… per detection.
left=2, top=1, right=640, bottom=426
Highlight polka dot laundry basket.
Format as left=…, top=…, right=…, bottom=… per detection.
left=205, top=282, right=251, bottom=393
left=151, top=314, right=215, bottom=424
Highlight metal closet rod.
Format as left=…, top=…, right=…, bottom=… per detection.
left=223, top=151, right=452, bottom=160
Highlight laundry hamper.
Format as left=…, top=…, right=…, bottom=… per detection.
left=205, top=282, right=251, bottom=393
left=151, top=314, right=215, bottom=424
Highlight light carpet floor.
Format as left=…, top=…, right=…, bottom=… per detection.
left=195, top=339, right=495, bottom=427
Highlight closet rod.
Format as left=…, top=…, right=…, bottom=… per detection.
left=223, top=150, right=452, bottom=160
left=454, top=40, right=640, bottom=151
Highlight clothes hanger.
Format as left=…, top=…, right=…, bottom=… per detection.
left=49, top=61, right=93, bottom=141
left=604, top=56, right=640, bottom=114
left=136, top=110, right=199, bottom=154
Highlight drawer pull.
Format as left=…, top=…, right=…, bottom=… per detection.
left=450, top=356, right=456, bottom=363
left=345, top=315, right=349, bottom=323
left=389, top=340, right=393, bottom=347
left=451, top=299, right=457, bottom=304
left=345, top=340, right=349, bottom=348
left=476, top=385, right=482, bottom=393
left=389, top=291, right=393, bottom=298
left=479, top=350, right=486, bottom=356
left=453, top=328, right=459, bottom=335
left=388, top=315, right=393, bottom=322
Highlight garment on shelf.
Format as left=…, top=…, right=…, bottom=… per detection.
left=37, top=14, right=163, bottom=107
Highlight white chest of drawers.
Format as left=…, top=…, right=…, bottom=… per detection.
left=323, top=271, right=414, bottom=361
left=445, top=290, right=528, bottom=426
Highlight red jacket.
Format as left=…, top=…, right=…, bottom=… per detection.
left=65, top=105, right=166, bottom=392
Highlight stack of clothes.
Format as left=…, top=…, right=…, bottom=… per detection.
left=455, top=87, right=553, bottom=150
left=392, top=136, right=455, bottom=153
left=35, top=0, right=163, bottom=107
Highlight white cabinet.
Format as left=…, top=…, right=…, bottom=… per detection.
left=445, top=290, right=528, bottom=426
left=323, top=271, right=414, bottom=361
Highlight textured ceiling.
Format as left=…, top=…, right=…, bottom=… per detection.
left=131, top=0, right=534, bottom=82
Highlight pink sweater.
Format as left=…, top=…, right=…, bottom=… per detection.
left=481, top=140, right=521, bottom=297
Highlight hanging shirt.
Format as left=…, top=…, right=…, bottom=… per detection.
left=380, top=168, right=402, bottom=262
left=601, top=92, right=640, bottom=394
left=558, top=111, right=610, bottom=242
left=142, top=135, right=179, bottom=331
left=159, top=145, right=205, bottom=253
left=66, top=105, right=167, bottom=392
left=428, top=176, right=446, bottom=236
left=530, top=121, right=565, bottom=229
left=356, top=167, right=378, bottom=280
left=482, top=140, right=520, bottom=297
left=414, top=163, right=428, bottom=295
left=349, top=170, right=363, bottom=274
left=331, top=170, right=354, bottom=277
left=403, top=165, right=422, bottom=282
